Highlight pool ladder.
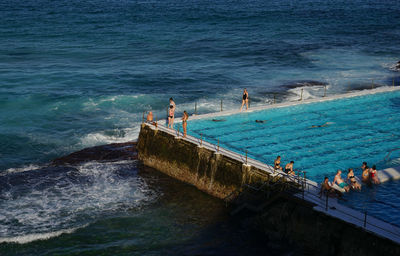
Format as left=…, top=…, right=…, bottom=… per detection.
left=383, top=148, right=400, bottom=162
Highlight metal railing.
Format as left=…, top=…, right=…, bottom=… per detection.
left=185, top=77, right=399, bottom=115
left=383, top=148, right=400, bottom=162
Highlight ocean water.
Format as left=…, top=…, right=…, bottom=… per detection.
left=1, top=0, right=400, bottom=254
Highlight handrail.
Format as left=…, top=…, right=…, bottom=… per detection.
left=384, top=148, right=400, bottom=162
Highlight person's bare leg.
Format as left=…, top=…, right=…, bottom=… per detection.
left=245, top=99, right=249, bottom=110
left=240, top=100, right=245, bottom=111
left=183, top=123, right=187, bottom=137
left=171, top=117, right=174, bottom=129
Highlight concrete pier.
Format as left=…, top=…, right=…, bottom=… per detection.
left=137, top=122, right=400, bottom=255
left=137, top=124, right=282, bottom=199
left=137, top=87, right=400, bottom=255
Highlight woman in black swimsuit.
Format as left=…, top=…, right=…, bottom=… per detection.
left=347, top=168, right=361, bottom=190
left=240, top=88, right=249, bottom=111
left=274, top=156, right=283, bottom=171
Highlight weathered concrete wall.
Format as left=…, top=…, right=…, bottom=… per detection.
left=137, top=124, right=274, bottom=199
left=251, top=197, right=400, bottom=256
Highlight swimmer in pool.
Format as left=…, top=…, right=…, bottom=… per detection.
left=255, top=120, right=267, bottom=123
left=361, top=162, right=371, bottom=185
left=369, top=165, right=380, bottom=184
left=212, top=119, right=226, bottom=122
left=311, top=122, right=330, bottom=128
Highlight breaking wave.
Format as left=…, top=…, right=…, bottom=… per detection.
left=0, top=161, right=157, bottom=244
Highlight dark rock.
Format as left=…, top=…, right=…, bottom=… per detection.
left=52, top=141, right=137, bottom=166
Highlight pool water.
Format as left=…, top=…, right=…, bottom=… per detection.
left=185, top=90, right=400, bottom=225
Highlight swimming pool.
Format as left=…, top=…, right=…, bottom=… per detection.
left=184, top=90, right=400, bottom=225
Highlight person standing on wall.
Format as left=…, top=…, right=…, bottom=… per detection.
left=182, top=110, right=189, bottom=137
left=240, top=88, right=249, bottom=111
left=168, top=98, right=176, bottom=129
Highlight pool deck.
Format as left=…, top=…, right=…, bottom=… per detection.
left=187, top=86, right=400, bottom=121
left=149, top=86, right=400, bottom=245
left=378, top=166, right=400, bottom=183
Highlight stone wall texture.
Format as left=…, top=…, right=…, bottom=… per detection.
left=137, top=124, right=273, bottom=199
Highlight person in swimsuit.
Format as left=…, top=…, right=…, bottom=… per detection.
left=311, top=122, right=329, bottom=128
left=169, top=97, right=176, bottom=112
left=347, top=168, right=361, bottom=190
left=167, top=98, right=176, bottom=129
left=361, top=162, right=371, bottom=184
left=333, top=170, right=350, bottom=192
left=240, top=88, right=249, bottom=111
left=182, top=110, right=189, bottom=137
left=319, top=177, right=342, bottom=198
left=274, top=156, right=283, bottom=171
left=284, top=161, right=295, bottom=176
left=255, top=120, right=267, bottom=123
left=146, top=111, right=153, bottom=122
left=369, top=165, right=380, bottom=184
left=168, top=105, right=174, bottom=129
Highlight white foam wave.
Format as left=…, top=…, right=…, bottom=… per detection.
left=286, top=85, right=327, bottom=102
left=0, top=161, right=157, bottom=244
left=80, top=126, right=141, bottom=148
left=1, top=164, right=42, bottom=174
left=0, top=225, right=87, bottom=244
left=82, top=94, right=147, bottom=110
left=171, top=88, right=245, bottom=117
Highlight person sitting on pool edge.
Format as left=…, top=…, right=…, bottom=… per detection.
left=332, top=170, right=350, bottom=192
left=274, top=156, right=283, bottom=171
left=284, top=161, right=295, bottom=176
left=347, top=168, right=361, bottom=191
left=369, top=165, right=380, bottom=184
left=319, top=177, right=342, bottom=198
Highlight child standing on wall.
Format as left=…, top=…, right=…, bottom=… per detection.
left=182, top=110, right=189, bottom=137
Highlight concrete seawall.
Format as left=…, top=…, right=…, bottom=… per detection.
left=137, top=123, right=400, bottom=255
left=137, top=124, right=277, bottom=199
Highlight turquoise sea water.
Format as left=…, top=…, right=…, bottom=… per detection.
left=1, top=0, right=400, bottom=254
left=188, top=90, right=400, bottom=225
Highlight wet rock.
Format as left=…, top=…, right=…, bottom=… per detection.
left=52, top=141, right=137, bottom=166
